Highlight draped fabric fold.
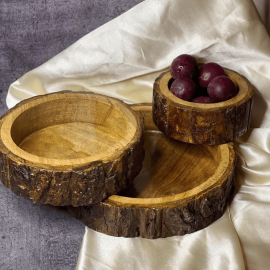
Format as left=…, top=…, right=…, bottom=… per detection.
left=77, top=210, right=245, bottom=270
left=6, top=0, right=270, bottom=269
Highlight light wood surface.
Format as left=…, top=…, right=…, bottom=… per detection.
left=68, top=104, right=236, bottom=238
left=0, top=91, right=145, bottom=206
left=153, top=68, right=254, bottom=145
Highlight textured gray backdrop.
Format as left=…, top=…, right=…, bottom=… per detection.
left=0, top=1, right=143, bottom=269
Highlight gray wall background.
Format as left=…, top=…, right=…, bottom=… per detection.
left=0, top=1, right=143, bottom=269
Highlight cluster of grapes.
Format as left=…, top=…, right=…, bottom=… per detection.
left=169, top=54, right=237, bottom=103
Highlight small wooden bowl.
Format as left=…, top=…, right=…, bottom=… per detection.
left=153, top=68, right=254, bottom=145
left=68, top=104, right=236, bottom=239
left=0, top=91, right=144, bottom=206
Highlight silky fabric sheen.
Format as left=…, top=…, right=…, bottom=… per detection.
left=6, top=0, right=270, bottom=269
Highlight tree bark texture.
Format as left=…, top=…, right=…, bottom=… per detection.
left=152, top=70, right=254, bottom=145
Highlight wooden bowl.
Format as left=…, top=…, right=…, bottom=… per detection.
left=68, top=104, right=236, bottom=239
left=0, top=91, right=144, bottom=206
left=153, top=68, right=254, bottom=145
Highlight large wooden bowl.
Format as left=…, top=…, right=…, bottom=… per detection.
left=0, top=91, right=144, bottom=206
left=68, top=104, right=236, bottom=239
left=153, top=68, right=254, bottom=145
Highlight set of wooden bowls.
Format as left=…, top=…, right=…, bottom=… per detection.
left=0, top=67, right=253, bottom=239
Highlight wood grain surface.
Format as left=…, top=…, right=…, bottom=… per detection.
left=153, top=69, right=254, bottom=145
left=122, top=132, right=218, bottom=198
left=0, top=91, right=145, bottom=206
left=68, top=104, right=237, bottom=239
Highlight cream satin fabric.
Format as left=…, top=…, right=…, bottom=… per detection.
left=7, top=0, right=270, bottom=269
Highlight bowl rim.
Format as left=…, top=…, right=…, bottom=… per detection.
left=0, top=91, right=143, bottom=169
left=107, top=104, right=235, bottom=207
left=156, top=68, right=253, bottom=110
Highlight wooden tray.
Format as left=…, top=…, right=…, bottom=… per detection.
left=68, top=104, right=236, bottom=239
left=0, top=91, right=144, bottom=206
left=153, top=68, right=254, bottom=145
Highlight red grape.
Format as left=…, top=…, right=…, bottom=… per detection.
left=207, top=76, right=237, bottom=102
left=170, top=54, right=198, bottom=80
left=192, top=96, right=212, bottom=103
left=199, top=62, right=225, bottom=88
left=170, top=77, right=196, bottom=101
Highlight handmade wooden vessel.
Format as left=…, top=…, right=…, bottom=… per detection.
left=0, top=91, right=144, bottom=206
left=68, top=104, right=236, bottom=239
left=153, top=68, right=254, bottom=145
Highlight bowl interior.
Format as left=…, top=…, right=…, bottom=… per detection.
left=121, top=131, right=220, bottom=198
left=160, top=69, right=247, bottom=110
left=8, top=93, right=136, bottom=161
